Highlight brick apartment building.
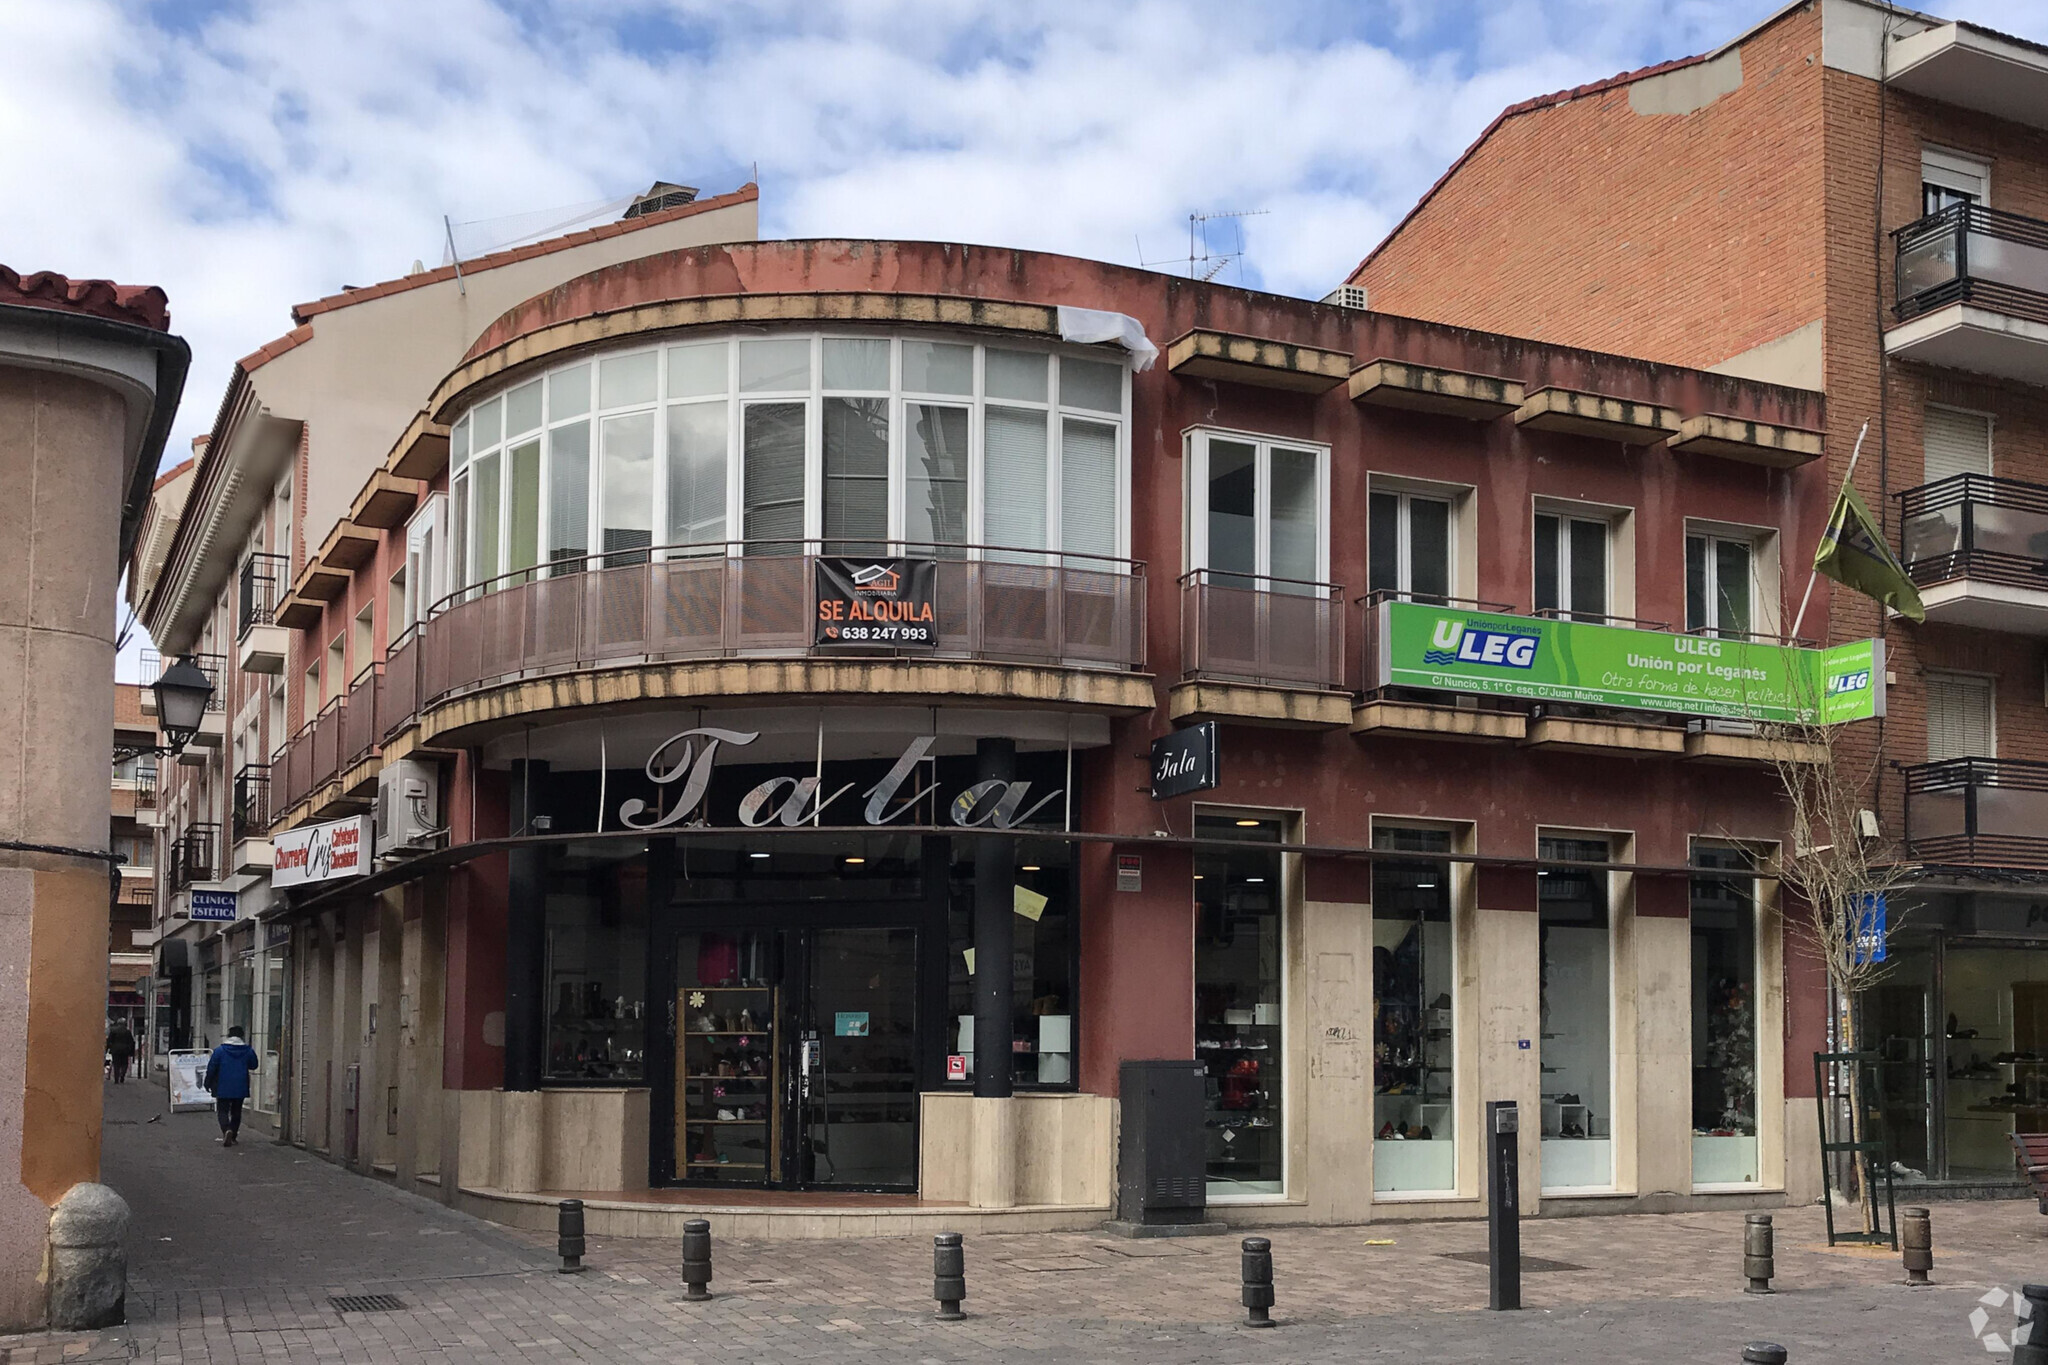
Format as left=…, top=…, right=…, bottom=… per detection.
left=1352, top=0, right=2048, bottom=1188
left=111, top=682, right=162, bottom=1065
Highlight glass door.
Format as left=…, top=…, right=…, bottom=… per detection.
left=795, top=927, right=919, bottom=1190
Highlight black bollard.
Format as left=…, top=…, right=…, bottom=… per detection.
left=1743, top=1213, right=1775, bottom=1295
left=933, top=1232, right=965, bottom=1321
left=2015, top=1284, right=2048, bottom=1365
left=1900, top=1206, right=1931, bottom=1286
left=1240, top=1236, right=1275, bottom=1328
left=1741, top=1345, right=1788, bottom=1365
left=1486, top=1100, right=1520, bottom=1311
left=681, top=1218, right=713, bottom=1301
left=557, top=1199, right=586, bottom=1275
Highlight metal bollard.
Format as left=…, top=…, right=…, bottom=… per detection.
left=933, top=1232, right=965, bottom=1321
left=1240, top=1236, right=1275, bottom=1328
left=2015, top=1284, right=2048, bottom=1365
left=1741, top=1345, right=1788, bottom=1365
left=681, top=1218, right=713, bottom=1301
left=557, top=1199, right=586, bottom=1274
left=1900, top=1206, right=1932, bottom=1286
left=1743, top=1213, right=1775, bottom=1295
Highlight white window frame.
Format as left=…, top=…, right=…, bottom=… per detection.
left=1368, top=478, right=1462, bottom=600
left=404, top=492, right=447, bottom=627
left=1685, top=520, right=1775, bottom=639
left=1921, top=146, right=1990, bottom=207
left=1183, top=428, right=1332, bottom=586
left=1925, top=669, right=1996, bottom=761
left=1923, top=402, right=1995, bottom=483
left=1532, top=509, right=1615, bottom=621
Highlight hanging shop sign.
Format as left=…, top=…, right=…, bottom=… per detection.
left=272, top=814, right=372, bottom=889
left=617, top=731, right=1059, bottom=832
left=1149, top=722, right=1219, bottom=800
left=1371, top=601, right=1885, bottom=724
left=1852, top=893, right=1887, bottom=964
left=188, top=889, right=238, bottom=923
left=815, top=557, right=938, bottom=647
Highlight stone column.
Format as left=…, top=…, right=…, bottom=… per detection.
left=0, top=276, right=184, bottom=1331
left=504, top=758, right=549, bottom=1091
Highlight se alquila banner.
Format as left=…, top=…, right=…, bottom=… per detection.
left=1373, top=601, right=1884, bottom=724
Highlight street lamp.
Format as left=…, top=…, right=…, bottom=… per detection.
left=114, top=655, right=216, bottom=761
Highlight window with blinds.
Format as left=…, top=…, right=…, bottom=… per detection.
left=1924, top=406, right=1991, bottom=484
left=1925, top=671, right=1994, bottom=761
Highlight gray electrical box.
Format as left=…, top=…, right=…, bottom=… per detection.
left=1116, top=1060, right=1208, bottom=1225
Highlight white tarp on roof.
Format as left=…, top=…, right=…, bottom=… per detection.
left=1056, top=306, right=1158, bottom=371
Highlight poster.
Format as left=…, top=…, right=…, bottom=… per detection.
left=814, top=558, right=938, bottom=647
left=834, top=1011, right=871, bottom=1037
left=1373, top=601, right=1885, bottom=724
left=166, top=1050, right=213, bottom=1111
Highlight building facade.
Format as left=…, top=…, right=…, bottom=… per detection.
left=1351, top=0, right=2048, bottom=1188
left=132, top=217, right=1886, bottom=1234
left=111, top=682, right=160, bottom=1067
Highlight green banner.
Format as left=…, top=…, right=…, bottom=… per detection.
left=1373, top=602, right=1885, bottom=724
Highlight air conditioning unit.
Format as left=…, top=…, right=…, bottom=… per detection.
left=1321, top=283, right=1369, bottom=310
left=374, top=758, right=440, bottom=859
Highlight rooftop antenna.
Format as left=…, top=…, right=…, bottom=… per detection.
left=1138, top=209, right=1267, bottom=282
left=443, top=215, right=465, bottom=296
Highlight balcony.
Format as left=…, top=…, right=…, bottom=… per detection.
left=1171, top=569, right=1348, bottom=727
left=1898, top=474, right=2048, bottom=632
left=343, top=664, right=383, bottom=783
left=165, top=824, right=218, bottom=895
left=1885, top=22, right=2048, bottom=132
left=231, top=764, right=273, bottom=875
left=237, top=552, right=291, bottom=674
left=1906, top=757, right=2048, bottom=868
left=1890, top=204, right=2048, bottom=385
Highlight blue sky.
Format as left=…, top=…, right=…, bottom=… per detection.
left=7, top=0, right=2046, bottom=476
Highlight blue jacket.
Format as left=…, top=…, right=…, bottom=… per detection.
left=204, top=1041, right=258, bottom=1100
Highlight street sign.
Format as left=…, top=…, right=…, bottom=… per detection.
left=814, top=557, right=938, bottom=647
left=189, top=889, right=237, bottom=922
left=1149, top=722, right=1219, bottom=800
left=1852, top=893, right=1887, bottom=964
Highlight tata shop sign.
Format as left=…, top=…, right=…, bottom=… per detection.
left=815, top=558, right=938, bottom=647
left=1373, top=601, right=1885, bottom=725
left=1150, top=722, right=1219, bottom=800
left=272, top=814, right=371, bottom=889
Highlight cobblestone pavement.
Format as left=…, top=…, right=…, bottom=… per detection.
left=2, top=1080, right=2042, bottom=1362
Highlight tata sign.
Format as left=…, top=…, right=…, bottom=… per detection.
left=1150, top=723, right=1219, bottom=800
left=815, top=557, right=938, bottom=647
left=272, top=814, right=372, bottom=889
left=1373, top=601, right=1884, bottom=724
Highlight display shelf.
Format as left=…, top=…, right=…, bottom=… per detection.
left=677, top=984, right=779, bottom=1183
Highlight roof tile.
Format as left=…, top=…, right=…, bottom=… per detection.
left=0, top=265, right=171, bottom=331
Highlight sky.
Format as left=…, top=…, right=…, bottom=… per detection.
left=5, top=0, right=2045, bottom=670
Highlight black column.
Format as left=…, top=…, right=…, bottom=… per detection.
left=972, top=738, right=1016, bottom=1098
left=505, top=758, right=550, bottom=1092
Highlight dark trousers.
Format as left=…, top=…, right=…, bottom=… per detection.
left=216, top=1097, right=244, bottom=1135
left=111, top=1055, right=130, bottom=1083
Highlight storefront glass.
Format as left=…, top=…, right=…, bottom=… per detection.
left=1195, top=813, right=1285, bottom=1199
left=1538, top=835, right=1613, bottom=1191
left=544, top=841, right=650, bottom=1081
left=1691, top=844, right=1760, bottom=1186
left=947, top=839, right=1076, bottom=1086
left=1373, top=826, right=1457, bottom=1194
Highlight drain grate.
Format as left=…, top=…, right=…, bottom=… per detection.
left=1437, top=1251, right=1585, bottom=1273
left=329, top=1293, right=406, bottom=1313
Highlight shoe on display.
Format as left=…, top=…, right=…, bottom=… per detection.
left=1376, top=1121, right=1394, bottom=1140
left=717, top=1108, right=737, bottom=1121
left=1416, top=1125, right=1433, bottom=1141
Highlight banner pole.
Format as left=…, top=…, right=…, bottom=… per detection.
left=1790, top=420, right=1870, bottom=643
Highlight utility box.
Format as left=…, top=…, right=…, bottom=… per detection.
left=1116, top=1059, right=1208, bottom=1226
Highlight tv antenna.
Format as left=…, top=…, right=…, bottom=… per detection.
left=1137, top=209, right=1267, bottom=282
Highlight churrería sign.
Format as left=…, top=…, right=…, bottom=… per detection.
left=815, top=557, right=938, bottom=647
left=273, top=814, right=371, bottom=889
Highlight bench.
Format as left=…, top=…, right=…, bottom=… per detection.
left=2011, top=1132, right=2048, bottom=1213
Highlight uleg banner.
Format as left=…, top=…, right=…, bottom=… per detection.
left=1372, top=601, right=1884, bottom=724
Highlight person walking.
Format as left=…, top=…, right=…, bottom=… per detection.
left=203, top=1028, right=259, bottom=1147
left=106, top=1020, right=135, bottom=1084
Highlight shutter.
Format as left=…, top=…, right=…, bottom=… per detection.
left=1924, top=407, right=1991, bottom=483
left=1925, top=672, right=1994, bottom=761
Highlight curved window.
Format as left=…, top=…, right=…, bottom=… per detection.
left=444, top=333, right=1130, bottom=602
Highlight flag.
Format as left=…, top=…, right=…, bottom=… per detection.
left=1814, top=484, right=1925, bottom=623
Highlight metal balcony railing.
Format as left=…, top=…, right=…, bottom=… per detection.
left=142, top=650, right=227, bottom=713
left=1179, top=568, right=1345, bottom=690
left=344, top=663, right=382, bottom=770
left=1898, top=473, right=2048, bottom=591
left=238, top=552, right=291, bottom=637
left=1896, top=202, right=2048, bottom=326
left=231, top=764, right=271, bottom=843
left=132, top=765, right=157, bottom=811
left=1905, top=757, right=2048, bottom=868
left=278, top=724, right=315, bottom=814
left=166, top=823, right=218, bottom=892
left=381, top=625, right=420, bottom=744
left=310, top=697, right=346, bottom=789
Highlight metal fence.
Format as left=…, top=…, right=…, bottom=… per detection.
left=1178, top=569, right=1345, bottom=690
left=1898, top=472, right=2048, bottom=591
left=231, top=765, right=271, bottom=843
left=1905, top=756, right=2048, bottom=868
left=311, top=698, right=346, bottom=790
left=1896, top=201, right=2048, bottom=326
left=238, top=552, right=291, bottom=636
left=167, top=823, right=218, bottom=892
left=344, top=664, right=382, bottom=770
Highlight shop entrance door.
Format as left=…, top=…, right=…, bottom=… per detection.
left=671, top=925, right=919, bottom=1192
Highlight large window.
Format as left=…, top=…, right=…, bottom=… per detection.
left=1534, top=512, right=1610, bottom=620
left=1691, top=843, right=1760, bottom=1187
left=544, top=841, right=650, bottom=1083
left=1184, top=430, right=1329, bottom=590
left=1538, top=835, right=1614, bottom=1192
left=1196, top=812, right=1287, bottom=1200
left=1369, top=487, right=1452, bottom=601
left=446, top=334, right=1130, bottom=592
left=1685, top=531, right=1755, bottom=637
left=1372, top=825, right=1457, bottom=1194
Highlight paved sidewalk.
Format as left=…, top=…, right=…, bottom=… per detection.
left=1, top=1079, right=2041, bottom=1362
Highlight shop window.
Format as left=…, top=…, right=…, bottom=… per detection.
left=946, top=840, right=1077, bottom=1088
left=1538, top=835, right=1614, bottom=1191
left=1533, top=513, right=1610, bottom=621
left=1926, top=671, right=1995, bottom=761
left=1691, top=843, right=1760, bottom=1187
left=1685, top=531, right=1755, bottom=638
left=1372, top=825, right=1456, bottom=1194
left=543, top=842, right=650, bottom=1082
left=1185, top=430, right=1329, bottom=591
left=1368, top=488, right=1452, bottom=601
left=1195, top=812, right=1286, bottom=1199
